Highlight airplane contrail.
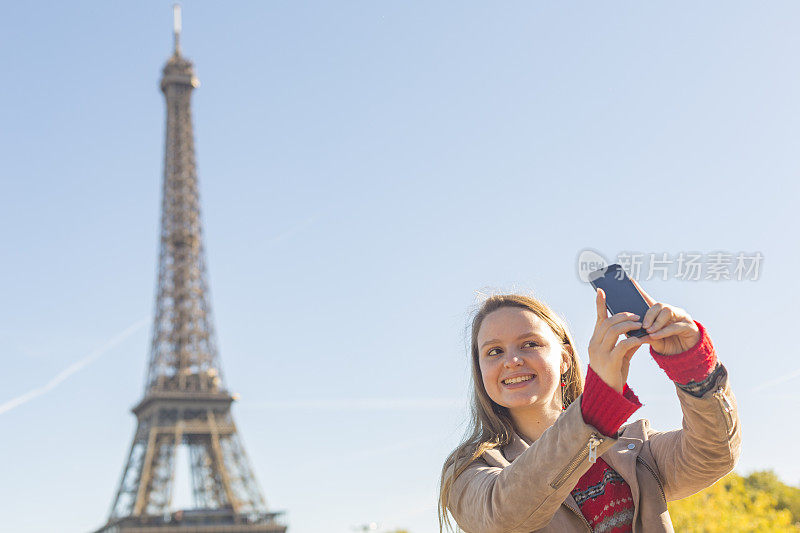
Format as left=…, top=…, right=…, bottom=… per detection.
left=262, top=214, right=319, bottom=247
left=0, top=316, right=149, bottom=416
left=750, top=367, right=800, bottom=393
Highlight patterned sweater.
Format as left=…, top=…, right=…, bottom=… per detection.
left=572, top=320, right=719, bottom=532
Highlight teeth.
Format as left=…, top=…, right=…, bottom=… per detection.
left=504, top=375, right=533, bottom=385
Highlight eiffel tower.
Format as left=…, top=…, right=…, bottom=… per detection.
left=94, top=7, right=286, bottom=532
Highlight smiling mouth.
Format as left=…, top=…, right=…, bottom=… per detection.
left=503, top=374, right=535, bottom=385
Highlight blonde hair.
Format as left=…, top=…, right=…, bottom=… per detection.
left=437, top=293, right=584, bottom=532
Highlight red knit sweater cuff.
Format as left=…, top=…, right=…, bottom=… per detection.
left=581, top=365, right=643, bottom=437
left=649, top=320, right=717, bottom=385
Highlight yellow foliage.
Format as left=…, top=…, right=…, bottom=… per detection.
left=668, top=472, right=798, bottom=532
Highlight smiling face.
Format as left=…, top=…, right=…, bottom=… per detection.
left=476, top=306, right=569, bottom=415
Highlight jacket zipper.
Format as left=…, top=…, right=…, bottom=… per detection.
left=713, top=387, right=734, bottom=433
left=550, top=434, right=604, bottom=489
left=637, top=456, right=666, bottom=502
left=562, top=498, right=593, bottom=531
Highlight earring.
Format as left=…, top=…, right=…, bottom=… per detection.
left=561, top=374, right=567, bottom=410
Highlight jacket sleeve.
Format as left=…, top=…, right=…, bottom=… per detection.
left=645, top=325, right=741, bottom=501
left=447, top=400, right=617, bottom=533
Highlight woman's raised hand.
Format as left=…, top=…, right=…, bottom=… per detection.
left=588, top=280, right=703, bottom=393
left=588, top=289, right=648, bottom=393
left=630, top=277, right=701, bottom=356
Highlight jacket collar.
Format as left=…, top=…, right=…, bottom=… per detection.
left=502, top=429, right=530, bottom=463
left=602, top=432, right=643, bottom=508
left=502, top=423, right=644, bottom=464
left=501, top=422, right=647, bottom=515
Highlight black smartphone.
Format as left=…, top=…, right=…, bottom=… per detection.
left=587, top=264, right=651, bottom=338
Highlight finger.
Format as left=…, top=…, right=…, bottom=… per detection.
left=630, top=276, right=657, bottom=307
left=621, top=342, right=640, bottom=363
left=645, top=307, right=676, bottom=334
left=620, top=341, right=642, bottom=371
left=608, top=311, right=641, bottom=324
left=642, top=303, right=663, bottom=329
left=596, top=312, right=640, bottom=343
left=611, top=335, right=646, bottom=361
left=647, top=321, right=691, bottom=339
left=595, top=289, right=608, bottom=325
left=619, top=340, right=644, bottom=381
left=601, top=319, right=643, bottom=351
left=624, top=344, right=640, bottom=362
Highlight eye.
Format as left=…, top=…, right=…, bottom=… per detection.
left=523, top=340, right=541, bottom=348
left=486, top=347, right=503, bottom=357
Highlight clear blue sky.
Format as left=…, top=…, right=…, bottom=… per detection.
left=2, top=2, right=799, bottom=532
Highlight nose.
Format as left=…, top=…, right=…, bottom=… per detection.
left=503, top=352, right=523, bottom=368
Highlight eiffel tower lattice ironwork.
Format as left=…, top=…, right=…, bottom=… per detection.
left=94, top=7, right=286, bottom=533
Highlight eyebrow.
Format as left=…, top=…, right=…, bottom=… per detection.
left=480, top=332, right=546, bottom=350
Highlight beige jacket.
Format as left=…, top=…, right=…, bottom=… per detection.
left=447, top=364, right=741, bottom=532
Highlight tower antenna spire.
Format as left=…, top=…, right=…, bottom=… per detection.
left=172, top=3, right=182, bottom=55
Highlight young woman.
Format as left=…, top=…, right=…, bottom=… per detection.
left=438, top=287, right=740, bottom=532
